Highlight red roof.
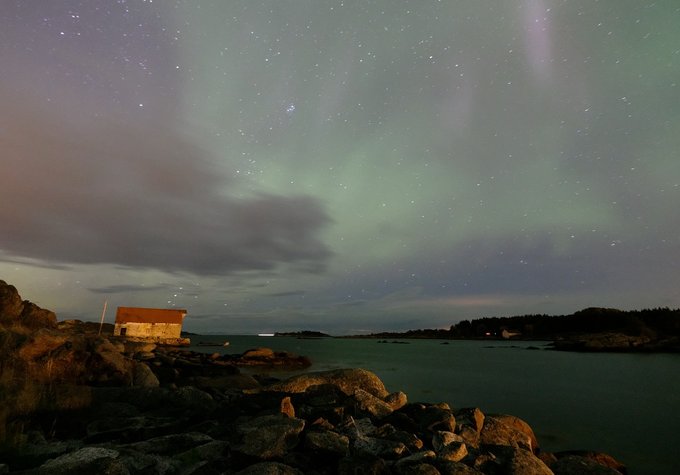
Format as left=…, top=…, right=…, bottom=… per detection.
left=115, top=307, right=186, bottom=325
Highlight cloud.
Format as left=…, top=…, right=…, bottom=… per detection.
left=268, top=290, right=307, bottom=298
left=88, top=284, right=170, bottom=294
left=0, top=88, right=332, bottom=276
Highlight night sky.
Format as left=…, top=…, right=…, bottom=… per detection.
left=2, top=1, right=679, bottom=334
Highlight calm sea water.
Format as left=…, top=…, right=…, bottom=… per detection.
left=190, top=335, right=680, bottom=475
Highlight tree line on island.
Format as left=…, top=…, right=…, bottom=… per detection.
left=376, top=307, right=680, bottom=340
left=281, top=307, right=680, bottom=352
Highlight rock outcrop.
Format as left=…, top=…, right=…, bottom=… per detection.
left=0, top=280, right=628, bottom=474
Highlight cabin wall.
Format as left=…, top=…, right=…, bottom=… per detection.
left=114, top=322, right=182, bottom=339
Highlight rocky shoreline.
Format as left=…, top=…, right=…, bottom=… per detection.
left=1, top=281, right=628, bottom=474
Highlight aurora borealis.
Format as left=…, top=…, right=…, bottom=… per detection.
left=2, top=1, right=679, bottom=333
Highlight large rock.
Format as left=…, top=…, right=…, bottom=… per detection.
left=264, top=368, right=390, bottom=399
left=132, top=362, right=160, bottom=387
left=479, top=415, right=536, bottom=452
left=551, top=452, right=626, bottom=474
left=38, top=447, right=127, bottom=475
left=304, top=430, right=350, bottom=456
left=236, top=414, right=306, bottom=460
left=503, top=447, right=554, bottom=475
left=0, top=280, right=56, bottom=329
left=236, top=462, right=304, bottom=475
left=354, top=388, right=394, bottom=419
left=0, top=280, right=25, bottom=321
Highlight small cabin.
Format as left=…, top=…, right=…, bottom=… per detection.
left=113, top=307, right=188, bottom=345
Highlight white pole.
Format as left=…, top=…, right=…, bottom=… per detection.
left=98, top=300, right=108, bottom=335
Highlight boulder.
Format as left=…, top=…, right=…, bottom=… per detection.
left=551, top=453, right=625, bottom=474
left=337, top=453, right=389, bottom=475
left=122, top=431, right=214, bottom=455
left=0, top=280, right=57, bottom=329
left=354, top=388, right=394, bottom=419
left=38, top=447, right=127, bottom=475
left=455, top=407, right=485, bottom=434
left=264, top=368, right=389, bottom=399
left=232, top=347, right=311, bottom=368
left=437, top=442, right=468, bottom=462
left=242, top=347, right=275, bottom=358
left=236, top=414, right=306, bottom=460
left=236, top=461, right=304, bottom=475
left=0, top=280, right=25, bottom=321
left=304, top=430, right=350, bottom=456
left=432, top=431, right=463, bottom=452
left=503, top=447, right=554, bottom=475
left=132, top=362, right=160, bottom=387
left=353, top=435, right=407, bottom=459
left=434, top=460, right=485, bottom=475
left=19, top=301, right=57, bottom=329
left=479, top=415, right=535, bottom=452
left=280, top=396, right=296, bottom=418
left=486, top=414, right=539, bottom=452
left=385, top=391, right=409, bottom=411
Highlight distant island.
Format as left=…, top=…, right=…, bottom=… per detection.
left=346, top=307, right=680, bottom=353
left=274, top=330, right=331, bottom=338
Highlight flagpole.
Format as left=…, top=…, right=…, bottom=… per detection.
left=98, top=300, right=108, bottom=335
